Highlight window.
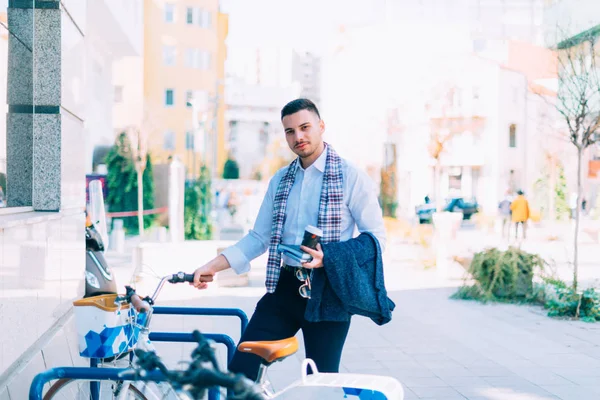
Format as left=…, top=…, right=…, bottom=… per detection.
left=186, top=90, right=193, bottom=107
left=186, top=131, right=195, bottom=150
left=185, top=49, right=195, bottom=68
left=163, top=46, right=176, bottom=66
left=165, top=89, right=175, bottom=106
left=200, top=10, right=211, bottom=28
left=185, top=49, right=211, bottom=70
left=201, top=51, right=211, bottom=70
left=229, top=121, right=238, bottom=143
left=163, top=131, right=176, bottom=150
left=186, top=8, right=211, bottom=27
left=114, top=86, right=123, bottom=103
left=186, top=7, right=194, bottom=24
left=509, top=124, right=516, bottom=148
left=164, top=3, right=175, bottom=23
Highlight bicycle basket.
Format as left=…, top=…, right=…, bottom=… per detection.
left=73, top=294, right=147, bottom=358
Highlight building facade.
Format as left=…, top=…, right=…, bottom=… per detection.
left=321, top=1, right=560, bottom=217
left=224, top=80, right=298, bottom=179
left=0, top=1, right=148, bottom=396
left=87, top=0, right=144, bottom=173
left=142, top=0, right=228, bottom=177
left=292, top=51, right=322, bottom=106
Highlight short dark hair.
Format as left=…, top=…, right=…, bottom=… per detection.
left=281, top=98, right=321, bottom=120
left=517, top=190, right=524, bottom=195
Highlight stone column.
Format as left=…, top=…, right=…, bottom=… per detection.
left=7, top=0, right=61, bottom=210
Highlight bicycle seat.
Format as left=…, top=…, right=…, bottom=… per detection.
left=237, top=337, right=298, bottom=364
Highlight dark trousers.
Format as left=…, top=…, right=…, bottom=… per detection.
left=228, top=268, right=351, bottom=381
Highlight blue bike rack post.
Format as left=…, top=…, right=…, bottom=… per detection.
left=152, top=306, right=249, bottom=336
left=30, top=363, right=224, bottom=400
left=89, top=358, right=100, bottom=400
left=150, top=306, right=248, bottom=400
left=30, top=307, right=249, bottom=400
left=149, top=332, right=236, bottom=364
left=29, top=367, right=166, bottom=400
left=147, top=306, right=248, bottom=400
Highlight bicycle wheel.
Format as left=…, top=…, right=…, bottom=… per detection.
left=43, top=378, right=148, bottom=400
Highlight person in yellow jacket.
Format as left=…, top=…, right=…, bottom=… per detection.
left=510, top=190, right=530, bottom=240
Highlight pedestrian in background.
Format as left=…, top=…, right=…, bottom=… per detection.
left=510, top=190, right=530, bottom=240
left=498, top=190, right=512, bottom=239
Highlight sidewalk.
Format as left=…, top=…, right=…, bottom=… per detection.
left=100, top=241, right=600, bottom=400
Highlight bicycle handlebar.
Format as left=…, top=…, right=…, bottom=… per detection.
left=117, top=272, right=213, bottom=311
left=130, top=294, right=151, bottom=313
left=168, top=271, right=213, bottom=284
left=125, top=286, right=152, bottom=313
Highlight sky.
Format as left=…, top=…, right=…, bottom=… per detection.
left=220, top=0, right=386, bottom=54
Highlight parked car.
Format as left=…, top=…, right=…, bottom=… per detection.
left=416, top=197, right=479, bottom=224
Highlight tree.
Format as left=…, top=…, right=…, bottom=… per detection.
left=554, top=30, right=600, bottom=291
left=222, top=158, right=240, bottom=179
left=555, top=162, right=570, bottom=221
left=380, top=142, right=398, bottom=217
left=127, top=127, right=149, bottom=237
left=185, top=164, right=213, bottom=240
left=0, top=172, right=6, bottom=200
left=105, top=132, right=156, bottom=235
left=534, top=153, right=570, bottom=221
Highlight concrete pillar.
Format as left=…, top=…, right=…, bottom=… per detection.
left=6, top=4, right=34, bottom=206
left=7, top=0, right=61, bottom=210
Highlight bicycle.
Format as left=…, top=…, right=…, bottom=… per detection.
left=125, top=330, right=404, bottom=400
left=31, top=272, right=404, bottom=399
left=37, top=271, right=230, bottom=400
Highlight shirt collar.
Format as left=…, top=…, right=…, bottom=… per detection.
left=297, top=145, right=327, bottom=173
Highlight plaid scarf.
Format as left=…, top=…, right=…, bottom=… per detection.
left=265, top=143, right=344, bottom=293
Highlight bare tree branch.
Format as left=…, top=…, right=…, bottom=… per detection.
left=553, top=26, right=600, bottom=292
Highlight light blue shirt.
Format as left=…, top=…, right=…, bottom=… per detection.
left=221, top=148, right=387, bottom=274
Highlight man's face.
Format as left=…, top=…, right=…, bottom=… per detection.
left=282, top=109, right=325, bottom=159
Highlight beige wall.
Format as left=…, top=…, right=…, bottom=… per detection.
left=143, top=0, right=227, bottom=175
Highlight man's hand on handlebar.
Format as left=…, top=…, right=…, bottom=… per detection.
left=191, top=255, right=232, bottom=290
left=191, top=266, right=216, bottom=289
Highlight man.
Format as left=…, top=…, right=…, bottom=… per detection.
left=191, top=98, right=386, bottom=380
left=510, top=190, right=530, bottom=240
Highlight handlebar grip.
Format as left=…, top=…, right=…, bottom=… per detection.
left=169, top=272, right=213, bottom=283
left=130, top=294, right=151, bottom=313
